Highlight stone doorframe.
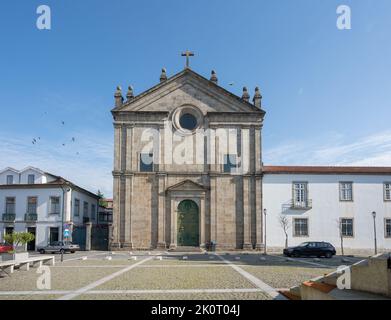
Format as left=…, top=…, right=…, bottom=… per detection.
left=166, top=180, right=207, bottom=249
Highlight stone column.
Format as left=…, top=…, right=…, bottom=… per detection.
left=157, top=174, right=166, bottom=248
left=123, top=176, right=133, bottom=249
left=210, top=177, right=217, bottom=244
left=200, top=196, right=206, bottom=248
left=85, top=222, right=92, bottom=251
left=243, top=176, right=252, bottom=249
left=125, top=126, right=133, bottom=171
left=169, top=197, right=177, bottom=249
left=255, top=176, right=263, bottom=250
left=114, top=125, right=122, bottom=172
left=111, top=176, right=121, bottom=249
left=255, top=127, right=262, bottom=173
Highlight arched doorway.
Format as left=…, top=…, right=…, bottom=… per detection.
left=177, top=200, right=199, bottom=246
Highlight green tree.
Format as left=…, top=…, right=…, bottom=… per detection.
left=4, top=232, right=35, bottom=252
left=97, top=190, right=108, bottom=207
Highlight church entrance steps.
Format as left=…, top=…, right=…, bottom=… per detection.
left=168, top=246, right=204, bottom=253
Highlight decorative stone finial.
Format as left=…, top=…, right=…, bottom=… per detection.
left=126, top=86, right=134, bottom=101
left=242, top=87, right=250, bottom=102
left=114, top=86, right=124, bottom=107
left=210, top=70, right=218, bottom=84
left=253, top=87, right=262, bottom=108
left=160, top=68, right=167, bottom=82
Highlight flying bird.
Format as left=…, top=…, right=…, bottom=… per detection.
left=61, top=121, right=65, bottom=125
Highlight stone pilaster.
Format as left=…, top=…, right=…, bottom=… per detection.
left=123, top=176, right=133, bottom=249
left=255, top=127, right=262, bottom=173
left=85, top=222, right=92, bottom=251
left=210, top=177, right=217, bottom=244
left=157, top=174, right=166, bottom=248
left=255, top=176, right=263, bottom=250
left=125, top=126, right=133, bottom=171
left=110, top=176, right=121, bottom=249
left=243, top=176, right=252, bottom=249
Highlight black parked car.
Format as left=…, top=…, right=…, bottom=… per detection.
left=283, top=242, right=336, bottom=258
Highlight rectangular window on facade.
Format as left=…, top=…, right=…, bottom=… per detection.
left=384, top=183, right=391, bottom=201
left=74, top=199, right=80, bottom=217
left=341, top=218, right=354, bottom=237
left=340, top=182, right=353, bottom=201
left=293, top=182, right=308, bottom=207
left=293, top=218, right=309, bottom=237
left=49, top=227, right=59, bottom=244
left=223, top=154, right=237, bottom=173
left=83, top=202, right=89, bottom=217
left=385, top=219, right=391, bottom=238
left=50, top=196, right=60, bottom=214
left=6, top=175, right=13, bottom=185
left=5, top=197, right=15, bottom=214
left=91, top=204, right=96, bottom=221
left=140, top=153, right=154, bottom=172
left=27, top=174, right=35, bottom=184
left=5, top=227, right=14, bottom=235
left=27, top=197, right=37, bottom=214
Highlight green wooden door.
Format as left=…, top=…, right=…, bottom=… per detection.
left=177, top=200, right=199, bottom=246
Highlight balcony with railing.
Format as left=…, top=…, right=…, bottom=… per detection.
left=24, top=213, right=38, bottom=222
left=290, top=199, right=312, bottom=210
left=2, top=213, right=16, bottom=222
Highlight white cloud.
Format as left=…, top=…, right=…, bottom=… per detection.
left=264, top=130, right=391, bottom=166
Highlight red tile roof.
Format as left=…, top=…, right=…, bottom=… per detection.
left=263, top=166, right=391, bottom=175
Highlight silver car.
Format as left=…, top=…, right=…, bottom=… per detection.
left=37, top=241, right=80, bottom=254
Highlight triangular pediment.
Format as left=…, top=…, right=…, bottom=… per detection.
left=166, top=179, right=207, bottom=192
left=112, top=69, right=264, bottom=115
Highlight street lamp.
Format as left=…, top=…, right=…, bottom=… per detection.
left=372, top=211, right=377, bottom=255
left=263, top=208, right=267, bottom=255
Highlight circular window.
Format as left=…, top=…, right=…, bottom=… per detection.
left=179, top=113, right=198, bottom=131
left=171, top=106, right=203, bottom=135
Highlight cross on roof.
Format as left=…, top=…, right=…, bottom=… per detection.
left=181, top=50, right=194, bottom=69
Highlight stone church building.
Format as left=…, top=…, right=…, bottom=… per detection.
left=111, top=64, right=391, bottom=254
left=111, top=66, right=265, bottom=250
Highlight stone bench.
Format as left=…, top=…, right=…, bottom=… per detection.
left=0, top=260, right=16, bottom=275
left=16, top=256, right=55, bottom=271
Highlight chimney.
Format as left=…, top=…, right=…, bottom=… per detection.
left=253, top=87, right=262, bottom=108
left=160, top=68, right=167, bottom=82
left=210, top=70, right=218, bottom=84
left=114, top=86, right=124, bottom=107
left=242, top=87, right=250, bottom=102
left=126, top=85, right=134, bottom=101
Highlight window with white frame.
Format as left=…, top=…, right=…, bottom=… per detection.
left=91, top=204, right=96, bottom=221
left=341, top=218, right=354, bottom=237
left=340, top=182, right=353, bottom=201
left=384, top=183, right=391, bottom=201
left=74, top=199, right=80, bottom=217
left=50, top=196, right=60, bottom=214
left=293, top=218, right=308, bottom=237
left=27, top=197, right=37, bottom=214
left=83, top=202, right=89, bottom=218
left=385, top=219, right=391, bottom=238
left=6, top=175, right=13, bottom=185
left=5, top=197, right=15, bottom=214
left=27, top=174, right=35, bottom=184
left=293, top=182, right=308, bottom=207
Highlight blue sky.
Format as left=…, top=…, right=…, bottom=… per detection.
left=0, top=0, right=390, bottom=197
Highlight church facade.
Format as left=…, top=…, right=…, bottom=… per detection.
left=111, top=66, right=391, bottom=253
left=111, top=67, right=264, bottom=250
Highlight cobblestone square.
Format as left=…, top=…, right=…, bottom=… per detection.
left=0, top=251, right=362, bottom=300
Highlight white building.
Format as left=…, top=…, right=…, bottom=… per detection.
left=0, top=167, right=99, bottom=251
left=263, top=166, right=391, bottom=254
